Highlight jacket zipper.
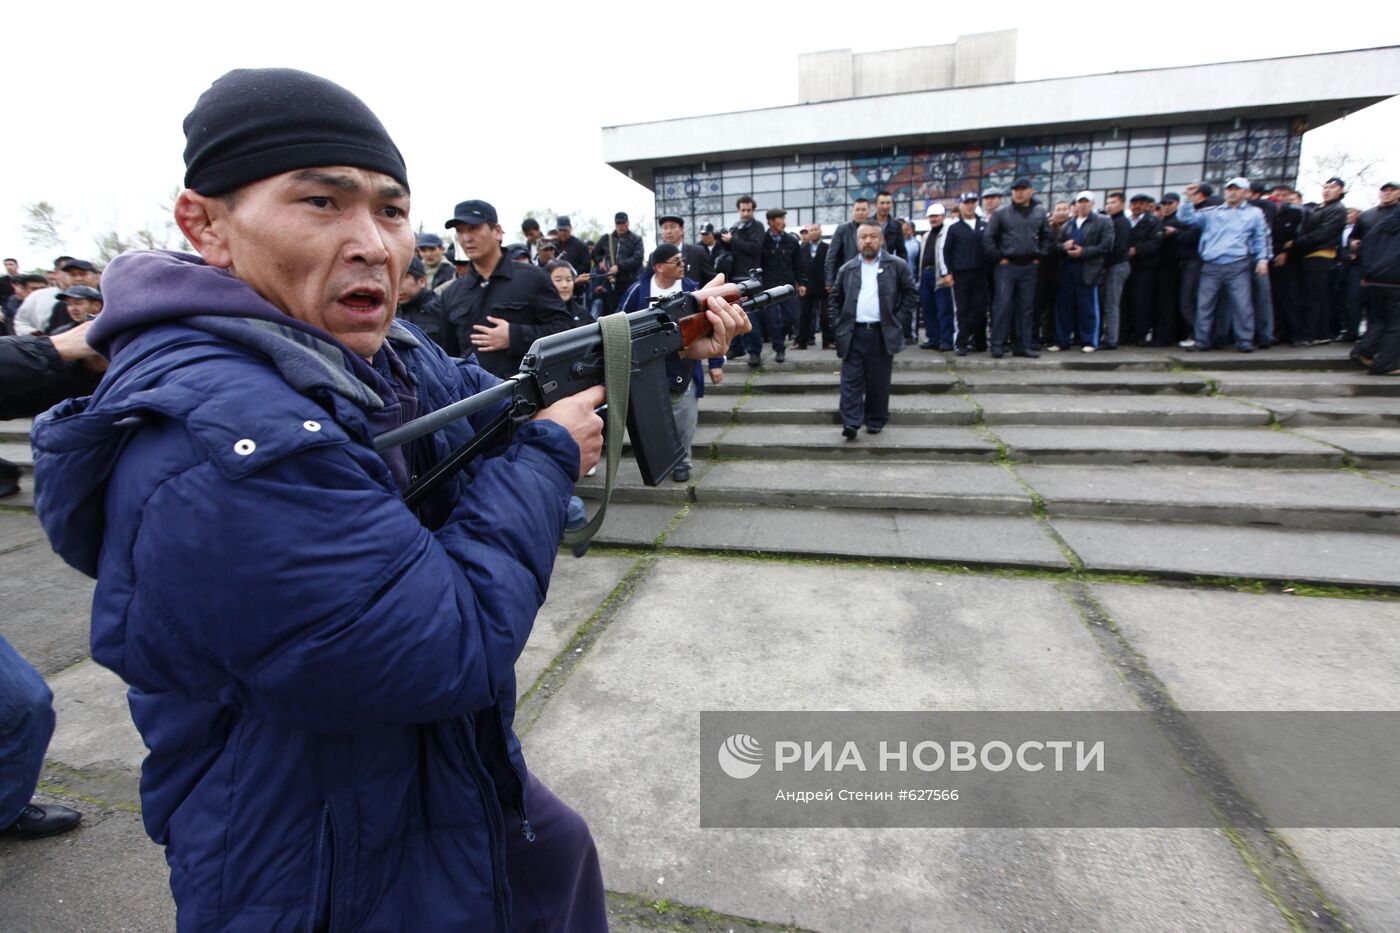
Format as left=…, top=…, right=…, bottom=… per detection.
left=454, top=719, right=511, bottom=927
left=309, top=804, right=334, bottom=932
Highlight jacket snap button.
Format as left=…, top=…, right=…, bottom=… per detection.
left=303, top=420, right=322, bottom=432
left=234, top=439, right=256, bottom=456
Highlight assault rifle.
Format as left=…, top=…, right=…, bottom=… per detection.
left=374, top=277, right=794, bottom=531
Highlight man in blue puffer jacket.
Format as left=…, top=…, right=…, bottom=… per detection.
left=29, top=67, right=747, bottom=932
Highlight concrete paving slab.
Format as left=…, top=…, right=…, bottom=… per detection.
left=590, top=503, right=685, bottom=548
left=1238, top=396, right=1400, bottom=427
left=994, top=425, right=1342, bottom=467
left=1091, top=585, right=1400, bottom=933
left=695, top=460, right=1032, bottom=514
left=1089, top=584, right=1400, bottom=711
left=521, top=559, right=1284, bottom=932
left=0, top=808, right=174, bottom=931
left=1288, top=426, right=1400, bottom=466
left=0, top=541, right=93, bottom=676
left=975, top=393, right=1269, bottom=426
left=46, top=661, right=146, bottom=773
left=960, top=371, right=1210, bottom=395
left=0, top=510, right=47, bottom=552
left=0, top=418, right=32, bottom=442
left=713, top=424, right=999, bottom=461
left=665, top=504, right=1068, bottom=568
left=1210, top=370, right=1400, bottom=398
left=1371, top=471, right=1400, bottom=488
left=727, top=392, right=977, bottom=425
left=0, top=441, right=33, bottom=471
left=1053, top=519, right=1400, bottom=587
left=1018, top=463, right=1400, bottom=531
left=955, top=348, right=1170, bottom=369
left=516, top=554, right=641, bottom=694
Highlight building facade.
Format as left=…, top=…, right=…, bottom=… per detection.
left=604, top=34, right=1398, bottom=235
left=652, top=117, right=1305, bottom=234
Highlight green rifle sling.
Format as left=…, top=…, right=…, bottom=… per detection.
left=561, top=311, right=631, bottom=548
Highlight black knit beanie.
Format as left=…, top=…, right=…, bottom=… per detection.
left=182, top=68, right=409, bottom=196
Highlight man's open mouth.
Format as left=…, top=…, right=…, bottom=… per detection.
left=336, top=287, right=385, bottom=312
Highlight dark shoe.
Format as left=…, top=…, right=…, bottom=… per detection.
left=842, top=426, right=859, bottom=440
left=1100, top=344, right=1118, bottom=351
left=1183, top=344, right=1213, bottom=352
left=821, top=341, right=835, bottom=350
left=747, top=353, right=761, bottom=367
left=774, top=350, right=786, bottom=363
left=671, top=466, right=691, bottom=483
left=1355, top=354, right=1375, bottom=368
left=1236, top=344, right=1254, bottom=353
left=866, top=426, right=883, bottom=434
left=1307, top=337, right=1333, bottom=346
left=919, top=341, right=938, bottom=349
left=1337, top=332, right=1359, bottom=343
left=5, top=803, right=82, bottom=840
left=991, top=350, right=1005, bottom=359
left=1013, top=349, right=1040, bottom=359
left=954, top=348, right=968, bottom=357
left=939, top=342, right=953, bottom=351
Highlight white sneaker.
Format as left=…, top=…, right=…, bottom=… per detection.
left=1045, top=345, right=1062, bottom=352
left=1081, top=345, right=1096, bottom=353
left=586, top=465, right=597, bottom=477
left=1177, top=338, right=1196, bottom=348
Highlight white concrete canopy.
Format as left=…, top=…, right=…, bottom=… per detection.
left=603, top=46, right=1400, bottom=190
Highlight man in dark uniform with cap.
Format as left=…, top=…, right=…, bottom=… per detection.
left=753, top=206, right=806, bottom=364
left=553, top=215, right=591, bottom=275
left=590, top=212, right=644, bottom=314
left=395, top=256, right=448, bottom=350
left=1122, top=193, right=1163, bottom=346
left=415, top=233, right=455, bottom=289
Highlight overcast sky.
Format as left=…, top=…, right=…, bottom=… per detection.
left=5, top=0, right=1398, bottom=269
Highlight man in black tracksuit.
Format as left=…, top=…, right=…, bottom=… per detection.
left=1291, top=178, right=1348, bottom=345
left=1123, top=193, right=1163, bottom=346
left=944, top=193, right=991, bottom=355
left=1351, top=182, right=1400, bottom=375
left=982, top=177, right=1050, bottom=358
left=590, top=212, right=645, bottom=315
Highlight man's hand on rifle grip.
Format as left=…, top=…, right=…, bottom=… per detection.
left=533, top=384, right=606, bottom=480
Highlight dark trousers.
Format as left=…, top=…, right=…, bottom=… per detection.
left=1354, top=286, right=1400, bottom=374
left=1270, top=261, right=1299, bottom=343
left=952, top=271, right=990, bottom=350
left=1034, top=263, right=1060, bottom=347
left=1300, top=257, right=1334, bottom=342
left=1179, top=259, right=1202, bottom=333
left=991, top=262, right=1037, bottom=352
left=743, top=299, right=786, bottom=355
left=919, top=269, right=955, bottom=346
left=1155, top=259, right=1180, bottom=345
left=1340, top=264, right=1364, bottom=337
left=839, top=326, right=894, bottom=429
left=1124, top=262, right=1157, bottom=345
left=504, top=771, right=608, bottom=932
left=798, top=289, right=824, bottom=346
left=1054, top=268, right=1100, bottom=348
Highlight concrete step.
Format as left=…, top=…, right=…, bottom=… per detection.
left=1017, top=463, right=1400, bottom=532
left=707, top=370, right=955, bottom=395
left=659, top=503, right=1071, bottom=570
left=690, top=460, right=1033, bottom=515
left=702, top=393, right=978, bottom=426
left=0, top=419, right=32, bottom=443
left=749, top=343, right=1354, bottom=372
left=0, top=443, right=33, bottom=473
left=960, top=371, right=1212, bottom=395
left=1209, top=370, right=1400, bottom=398
left=1052, top=517, right=1400, bottom=589
left=993, top=426, right=1342, bottom=468
left=1283, top=427, right=1400, bottom=468
left=1238, top=397, right=1400, bottom=428
left=702, top=424, right=1000, bottom=462
left=975, top=393, right=1268, bottom=427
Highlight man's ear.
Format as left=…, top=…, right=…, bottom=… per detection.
left=174, top=189, right=234, bottom=268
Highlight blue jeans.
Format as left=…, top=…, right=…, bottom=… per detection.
left=0, top=634, right=55, bottom=827
left=919, top=270, right=955, bottom=345
left=743, top=298, right=786, bottom=355
left=1195, top=258, right=1255, bottom=348
left=1251, top=260, right=1275, bottom=346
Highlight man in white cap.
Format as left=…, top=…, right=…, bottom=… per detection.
left=1049, top=191, right=1115, bottom=352
left=917, top=203, right=954, bottom=349
left=1176, top=177, right=1272, bottom=352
